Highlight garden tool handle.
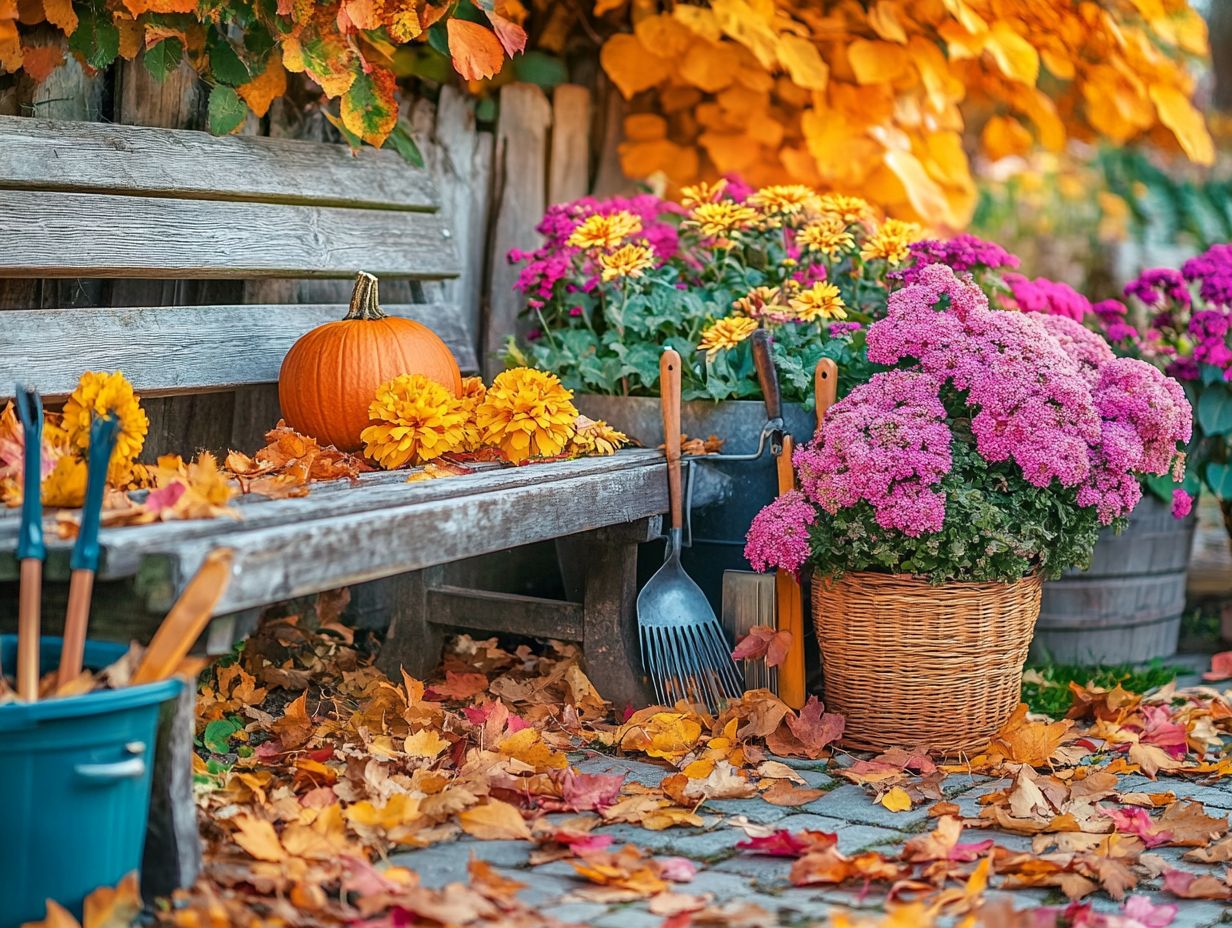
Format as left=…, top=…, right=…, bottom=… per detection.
left=660, top=348, right=683, bottom=531
left=814, top=358, right=838, bottom=432
left=776, top=434, right=807, bottom=710
left=133, top=548, right=234, bottom=685
left=59, top=415, right=119, bottom=688
left=15, top=385, right=45, bottom=701
left=750, top=329, right=783, bottom=425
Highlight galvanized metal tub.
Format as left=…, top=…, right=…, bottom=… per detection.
left=574, top=394, right=816, bottom=612
left=1030, top=496, right=1197, bottom=665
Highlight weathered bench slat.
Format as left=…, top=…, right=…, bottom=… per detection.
left=0, top=451, right=664, bottom=584
left=426, top=585, right=585, bottom=641
left=150, top=463, right=667, bottom=615
left=0, top=116, right=439, bottom=212
left=0, top=191, right=459, bottom=279
left=0, top=302, right=479, bottom=399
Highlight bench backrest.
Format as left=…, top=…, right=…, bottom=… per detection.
left=0, top=116, right=477, bottom=401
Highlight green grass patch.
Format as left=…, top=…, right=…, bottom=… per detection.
left=1021, top=661, right=1181, bottom=717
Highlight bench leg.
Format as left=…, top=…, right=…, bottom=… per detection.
left=576, top=528, right=654, bottom=713
left=376, top=567, right=446, bottom=681
left=142, top=685, right=201, bottom=899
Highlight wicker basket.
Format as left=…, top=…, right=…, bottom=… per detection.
left=811, top=571, right=1043, bottom=756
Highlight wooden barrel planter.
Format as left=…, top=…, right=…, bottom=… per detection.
left=1030, top=496, right=1197, bottom=665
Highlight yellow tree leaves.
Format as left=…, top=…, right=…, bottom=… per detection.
left=603, top=0, right=1214, bottom=229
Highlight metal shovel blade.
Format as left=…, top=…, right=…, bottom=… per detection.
left=637, top=527, right=744, bottom=711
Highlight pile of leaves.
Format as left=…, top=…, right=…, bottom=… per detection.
left=43, top=597, right=1222, bottom=928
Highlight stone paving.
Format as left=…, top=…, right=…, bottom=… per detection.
left=388, top=748, right=1232, bottom=927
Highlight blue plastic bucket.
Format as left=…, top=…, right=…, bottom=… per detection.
left=0, top=636, right=183, bottom=927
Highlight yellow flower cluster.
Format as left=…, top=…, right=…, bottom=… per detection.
left=686, top=201, right=760, bottom=240
left=476, top=367, right=579, bottom=465
left=568, top=416, right=629, bottom=457
left=457, top=376, right=488, bottom=453
left=797, top=217, right=856, bottom=257
left=567, top=211, right=643, bottom=250
left=62, top=371, right=149, bottom=484
left=362, top=368, right=630, bottom=470
left=789, top=282, right=848, bottom=322
left=599, top=243, right=657, bottom=282
left=859, top=218, right=925, bottom=265
left=698, top=317, right=760, bottom=357
left=361, top=374, right=468, bottom=469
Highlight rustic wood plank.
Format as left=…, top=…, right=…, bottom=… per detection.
left=115, top=58, right=203, bottom=132
left=423, top=87, right=494, bottom=352
left=376, top=568, right=445, bottom=680
left=141, top=461, right=666, bottom=616
left=141, top=686, right=201, bottom=899
left=0, top=302, right=478, bottom=399
left=0, top=191, right=460, bottom=279
left=592, top=76, right=631, bottom=197
left=549, top=85, right=591, bottom=205
left=0, top=451, right=665, bottom=584
left=0, top=115, right=441, bottom=212
left=425, top=585, right=585, bottom=640
left=577, top=526, right=654, bottom=709
left=483, top=83, right=550, bottom=378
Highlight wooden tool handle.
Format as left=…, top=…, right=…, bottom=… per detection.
left=57, top=568, right=94, bottom=689
left=775, top=435, right=807, bottom=709
left=660, top=348, right=683, bottom=531
left=814, top=358, right=838, bottom=432
left=17, top=558, right=41, bottom=701
left=751, top=329, right=782, bottom=423
left=133, top=548, right=234, bottom=685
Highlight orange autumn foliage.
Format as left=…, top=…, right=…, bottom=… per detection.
left=599, top=0, right=1213, bottom=229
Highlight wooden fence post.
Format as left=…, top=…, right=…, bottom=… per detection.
left=549, top=84, right=591, bottom=205
left=483, top=82, right=551, bottom=379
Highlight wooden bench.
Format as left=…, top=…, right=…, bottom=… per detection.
left=0, top=115, right=664, bottom=889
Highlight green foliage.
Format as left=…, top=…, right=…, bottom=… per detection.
left=1022, top=662, right=1181, bottom=717
left=201, top=717, right=243, bottom=755
left=807, top=441, right=1108, bottom=584
left=207, top=84, right=248, bottom=136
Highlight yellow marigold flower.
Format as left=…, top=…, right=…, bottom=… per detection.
left=361, top=374, right=467, bottom=470
left=457, top=376, right=487, bottom=453
left=790, top=281, right=848, bottom=322
left=797, top=217, right=856, bottom=256
left=687, top=201, right=759, bottom=239
left=62, top=371, right=149, bottom=485
left=599, top=243, right=656, bottom=281
left=566, top=211, right=642, bottom=250
left=698, top=317, right=759, bottom=357
left=679, top=178, right=728, bottom=208
left=733, top=286, right=794, bottom=323
left=816, top=193, right=874, bottom=225
left=476, top=367, right=578, bottom=465
left=749, top=184, right=818, bottom=216
left=860, top=218, right=925, bottom=265
left=568, top=415, right=628, bottom=457
left=41, top=455, right=87, bottom=508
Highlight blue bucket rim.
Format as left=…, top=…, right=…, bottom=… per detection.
left=0, top=635, right=184, bottom=730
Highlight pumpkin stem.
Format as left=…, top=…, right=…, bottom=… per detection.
left=345, top=271, right=387, bottom=321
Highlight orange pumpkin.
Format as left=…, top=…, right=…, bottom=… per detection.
left=278, top=272, right=462, bottom=451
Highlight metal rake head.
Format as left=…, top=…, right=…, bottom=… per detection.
left=640, top=617, right=744, bottom=711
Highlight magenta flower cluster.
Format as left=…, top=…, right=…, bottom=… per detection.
left=794, top=370, right=953, bottom=537
left=744, top=489, right=817, bottom=576
left=1003, top=272, right=1091, bottom=321
left=868, top=264, right=1101, bottom=492
left=754, top=264, right=1192, bottom=561
left=1078, top=358, right=1194, bottom=522
left=508, top=195, right=681, bottom=305
left=1033, top=313, right=1115, bottom=385
left=1128, top=245, right=1232, bottom=383
left=1182, top=244, right=1232, bottom=307
left=894, top=234, right=1020, bottom=285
